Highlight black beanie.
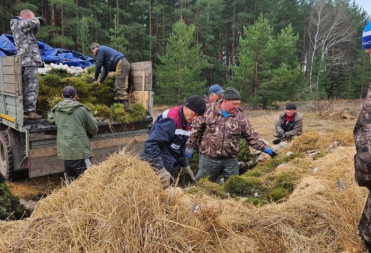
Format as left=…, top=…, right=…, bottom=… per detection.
left=286, top=103, right=297, bottom=110
left=185, top=95, right=206, bottom=115
left=223, top=87, right=241, bottom=100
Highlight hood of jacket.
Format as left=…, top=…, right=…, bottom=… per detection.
left=52, top=98, right=82, bottom=115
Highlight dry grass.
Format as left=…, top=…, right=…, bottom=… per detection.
left=0, top=100, right=367, bottom=252
left=0, top=145, right=367, bottom=252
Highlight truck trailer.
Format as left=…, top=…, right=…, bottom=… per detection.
left=0, top=56, right=153, bottom=180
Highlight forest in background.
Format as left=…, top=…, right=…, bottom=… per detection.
left=0, top=0, right=371, bottom=107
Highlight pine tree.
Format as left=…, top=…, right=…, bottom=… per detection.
left=77, top=15, right=90, bottom=55
left=155, top=18, right=207, bottom=104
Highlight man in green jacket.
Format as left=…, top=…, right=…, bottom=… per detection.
left=48, top=86, right=98, bottom=181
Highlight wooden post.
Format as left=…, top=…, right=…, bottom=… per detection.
left=142, top=70, right=145, bottom=106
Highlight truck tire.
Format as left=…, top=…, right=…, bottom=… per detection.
left=0, top=130, right=14, bottom=180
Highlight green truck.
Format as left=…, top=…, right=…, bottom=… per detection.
left=0, top=56, right=153, bottom=180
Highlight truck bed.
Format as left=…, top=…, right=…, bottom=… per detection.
left=25, top=116, right=152, bottom=178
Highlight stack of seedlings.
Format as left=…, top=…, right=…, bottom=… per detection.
left=37, top=68, right=146, bottom=123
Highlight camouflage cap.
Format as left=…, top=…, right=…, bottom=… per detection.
left=90, top=42, right=100, bottom=51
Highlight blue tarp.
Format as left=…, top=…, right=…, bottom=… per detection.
left=0, top=34, right=95, bottom=68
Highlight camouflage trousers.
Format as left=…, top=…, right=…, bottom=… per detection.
left=114, top=59, right=130, bottom=100
left=359, top=191, right=371, bottom=252
left=196, top=154, right=239, bottom=182
left=22, top=67, right=39, bottom=112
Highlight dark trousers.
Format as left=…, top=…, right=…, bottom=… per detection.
left=64, top=158, right=92, bottom=181
left=196, top=154, right=239, bottom=182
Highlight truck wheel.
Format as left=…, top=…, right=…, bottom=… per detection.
left=0, top=130, right=14, bottom=180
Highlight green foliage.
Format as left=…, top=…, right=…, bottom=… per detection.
left=224, top=175, right=261, bottom=195
left=51, top=35, right=75, bottom=49
left=106, top=15, right=129, bottom=54
left=77, top=16, right=91, bottom=55
left=0, top=183, right=27, bottom=220
left=232, top=15, right=303, bottom=108
left=190, top=152, right=301, bottom=205
left=268, top=187, right=288, bottom=202
left=196, top=178, right=228, bottom=198
left=155, top=18, right=207, bottom=104
left=237, top=139, right=256, bottom=162
left=1, top=0, right=368, bottom=101
left=37, top=71, right=146, bottom=124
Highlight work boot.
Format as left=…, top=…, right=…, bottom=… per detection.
left=24, top=111, right=43, bottom=120
left=272, top=138, right=282, bottom=145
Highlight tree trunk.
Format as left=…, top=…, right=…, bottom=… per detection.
left=149, top=0, right=152, bottom=60
left=51, top=3, right=56, bottom=38
left=231, top=0, right=236, bottom=66
left=61, top=4, right=65, bottom=36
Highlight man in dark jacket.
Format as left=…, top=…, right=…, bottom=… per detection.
left=10, top=9, right=45, bottom=119
left=354, top=20, right=371, bottom=253
left=186, top=87, right=276, bottom=182
left=90, top=43, right=130, bottom=110
left=48, top=86, right=98, bottom=181
left=140, top=95, right=206, bottom=188
left=273, top=103, right=303, bottom=144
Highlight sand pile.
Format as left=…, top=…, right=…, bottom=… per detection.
left=0, top=147, right=367, bottom=252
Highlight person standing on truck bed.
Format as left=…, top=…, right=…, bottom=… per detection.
left=140, top=95, right=206, bottom=188
left=90, top=43, right=131, bottom=111
left=48, top=86, right=98, bottom=182
left=10, top=9, right=45, bottom=120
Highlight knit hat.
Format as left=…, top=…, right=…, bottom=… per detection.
left=185, top=95, right=206, bottom=115
left=223, top=87, right=241, bottom=100
left=90, top=42, right=100, bottom=51
left=63, top=86, right=77, bottom=98
left=362, top=21, right=371, bottom=50
left=208, top=84, right=224, bottom=95
left=285, top=103, right=297, bottom=110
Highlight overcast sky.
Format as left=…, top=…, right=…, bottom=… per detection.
left=354, top=0, right=371, bottom=16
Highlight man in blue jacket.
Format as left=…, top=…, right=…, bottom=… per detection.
left=90, top=43, right=130, bottom=110
left=140, top=95, right=206, bottom=188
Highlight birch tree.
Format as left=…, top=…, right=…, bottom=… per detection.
left=307, top=0, right=356, bottom=94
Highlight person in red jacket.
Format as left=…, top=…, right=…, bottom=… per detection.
left=273, top=103, right=303, bottom=144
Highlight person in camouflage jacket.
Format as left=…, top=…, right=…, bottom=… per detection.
left=354, top=20, right=371, bottom=253
left=10, top=9, right=44, bottom=119
left=186, top=87, right=277, bottom=182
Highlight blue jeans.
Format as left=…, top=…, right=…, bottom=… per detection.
left=196, top=154, right=239, bottom=182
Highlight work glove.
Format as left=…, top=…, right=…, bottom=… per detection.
left=37, top=17, right=45, bottom=25
left=183, top=165, right=197, bottom=183
left=185, top=147, right=194, bottom=159
left=155, top=168, right=174, bottom=189
left=264, top=147, right=277, bottom=158
left=90, top=77, right=98, bottom=83
left=277, top=130, right=284, bottom=139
